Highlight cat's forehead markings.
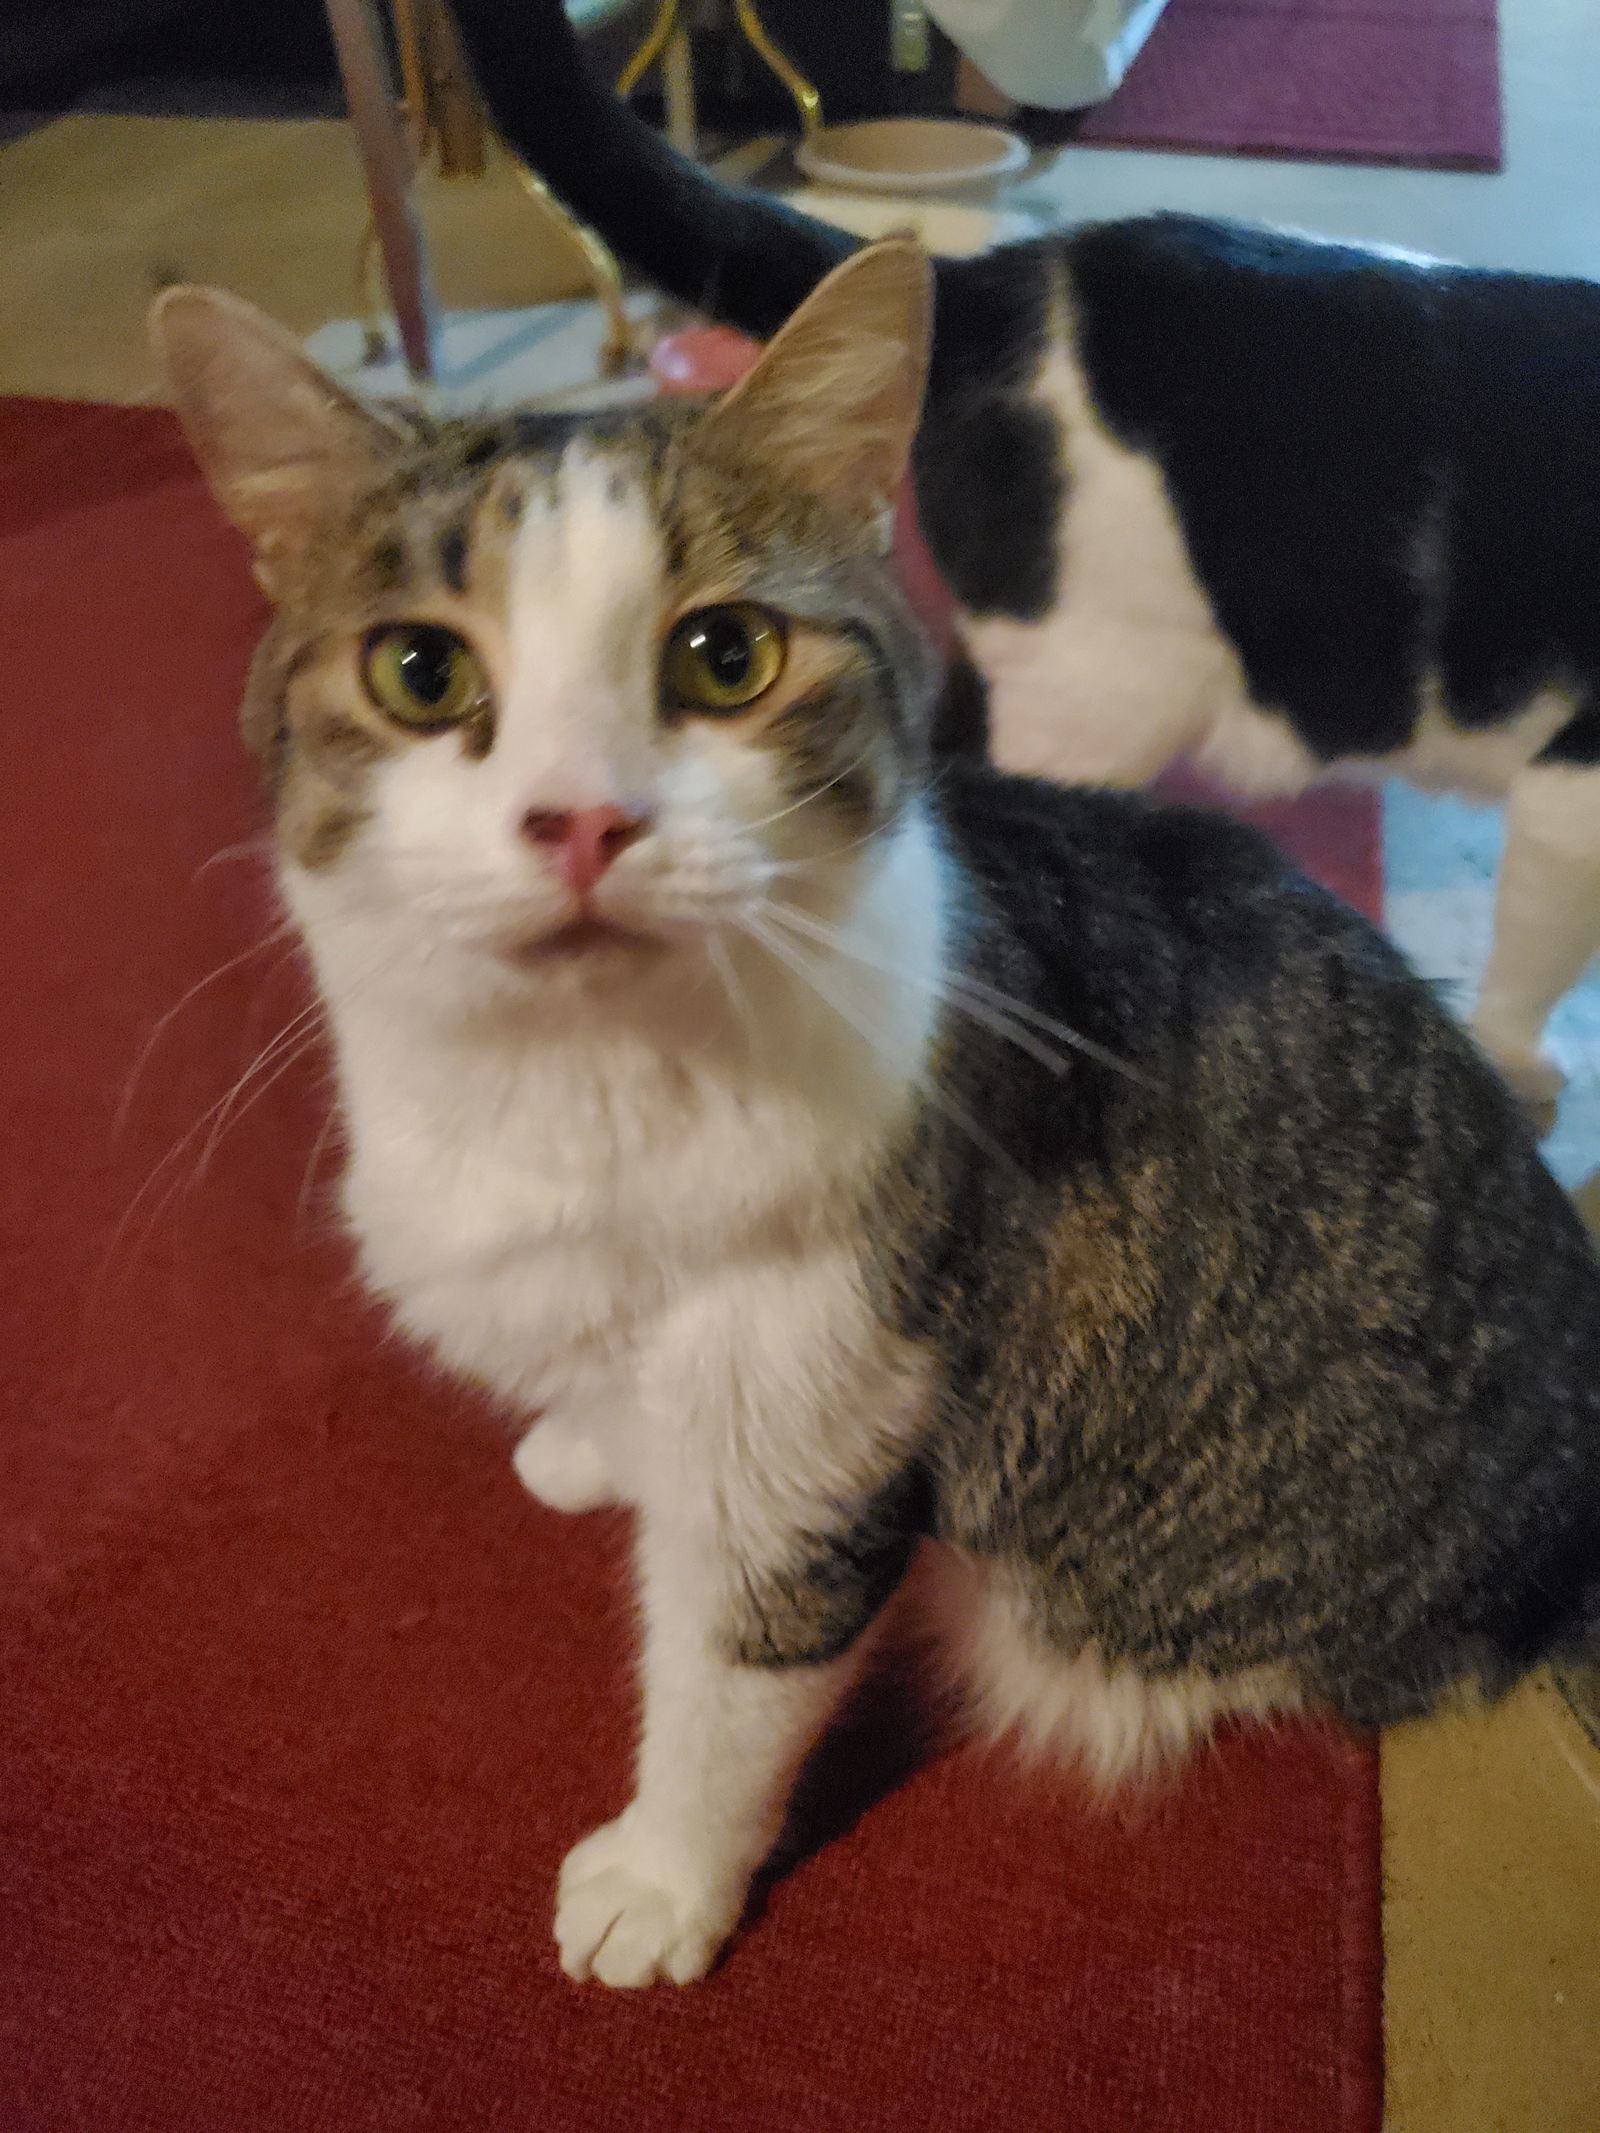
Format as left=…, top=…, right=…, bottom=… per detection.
left=508, top=439, right=660, bottom=568
left=368, top=536, right=407, bottom=593
left=437, top=518, right=470, bottom=596
left=459, top=431, right=502, bottom=473
left=498, top=440, right=666, bottom=697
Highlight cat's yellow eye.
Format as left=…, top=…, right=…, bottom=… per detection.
left=662, top=603, right=785, bottom=714
left=362, top=623, right=488, bottom=732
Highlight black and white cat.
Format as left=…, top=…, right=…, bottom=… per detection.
left=446, top=0, right=1600, bottom=1114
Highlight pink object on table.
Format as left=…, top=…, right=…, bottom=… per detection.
left=648, top=324, right=769, bottom=394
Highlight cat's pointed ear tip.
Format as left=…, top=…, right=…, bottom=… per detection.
left=146, top=283, right=290, bottom=363
left=146, top=281, right=205, bottom=349
left=148, top=281, right=227, bottom=331
left=147, top=285, right=236, bottom=377
left=855, top=233, right=932, bottom=279
left=843, top=235, right=935, bottom=320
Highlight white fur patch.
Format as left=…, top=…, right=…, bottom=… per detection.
left=905, top=1544, right=1301, bottom=1792
left=972, top=342, right=1243, bottom=788
left=1384, top=687, right=1575, bottom=801
left=495, top=447, right=668, bottom=813
left=974, top=330, right=1587, bottom=811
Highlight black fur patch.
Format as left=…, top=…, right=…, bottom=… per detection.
left=1431, top=267, right=1600, bottom=734
left=448, top=0, right=853, bottom=337
left=438, top=0, right=1600, bottom=755
left=1540, top=703, right=1600, bottom=763
left=928, top=647, right=990, bottom=761
left=913, top=397, right=1063, bottom=622
left=914, top=245, right=1061, bottom=623
left=1067, top=216, right=1433, bottom=759
left=369, top=538, right=407, bottom=592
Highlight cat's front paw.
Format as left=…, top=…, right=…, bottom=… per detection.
left=512, top=1417, right=618, bottom=1514
left=555, top=1817, right=742, bottom=1987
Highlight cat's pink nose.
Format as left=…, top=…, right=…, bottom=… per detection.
left=520, top=805, right=650, bottom=896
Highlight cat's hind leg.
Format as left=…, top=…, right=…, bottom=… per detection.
left=908, top=1544, right=1300, bottom=1790
left=1471, top=761, right=1600, bottom=1122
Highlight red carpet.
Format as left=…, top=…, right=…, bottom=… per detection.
left=0, top=399, right=1384, bottom=2133
left=1075, top=0, right=1502, bottom=170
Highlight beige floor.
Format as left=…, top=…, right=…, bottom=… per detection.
left=0, top=113, right=605, bottom=404
left=1384, top=1679, right=1600, bottom=2131
left=3, top=106, right=1598, bottom=2132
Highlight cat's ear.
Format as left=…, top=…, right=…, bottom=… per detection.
left=149, top=286, right=407, bottom=594
left=696, top=237, right=932, bottom=545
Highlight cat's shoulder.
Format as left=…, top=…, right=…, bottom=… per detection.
left=933, top=766, right=1398, bottom=1018
left=937, top=766, right=1295, bottom=911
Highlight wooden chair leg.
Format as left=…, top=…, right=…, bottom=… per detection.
left=323, top=0, right=438, bottom=383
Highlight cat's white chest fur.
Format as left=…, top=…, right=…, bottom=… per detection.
left=334, top=1030, right=850, bottom=1407
left=291, top=804, right=948, bottom=1420
left=340, top=1039, right=688, bottom=1393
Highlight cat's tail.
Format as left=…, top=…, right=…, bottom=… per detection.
left=447, top=0, right=863, bottom=339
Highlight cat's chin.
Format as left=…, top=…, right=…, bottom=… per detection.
left=498, top=915, right=667, bottom=971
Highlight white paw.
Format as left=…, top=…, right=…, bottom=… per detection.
left=555, top=1817, right=742, bottom=1988
left=512, top=1418, right=617, bottom=1514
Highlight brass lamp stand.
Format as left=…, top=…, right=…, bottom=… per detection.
left=617, top=0, right=822, bottom=153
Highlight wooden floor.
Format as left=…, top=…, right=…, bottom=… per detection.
left=4, top=107, right=1598, bottom=2133
left=0, top=113, right=602, bottom=403
left=1384, top=1679, right=1600, bottom=2130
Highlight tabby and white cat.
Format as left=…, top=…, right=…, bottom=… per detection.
left=152, top=242, right=1600, bottom=1991
left=446, top=0, right=1600, bottom=1115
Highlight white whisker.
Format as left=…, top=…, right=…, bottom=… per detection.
left=112, top=924, right=298, bottom=1139
left=738, top=748, right=878, bottom=839
left=766, top=900, right=1160, bottom=1092
left=765, top=765, right=956, bottom=879
left=737, top=912, right=1031, bottom=1184
left=295, top=1097, right=343, bottom=1241
left=707, top=927, right=760, bottom=1064
left=88, top=928, right=410, bottom=1338
left=192, top=1000, right=327, bottom=1185
left=190, top=835, right=276, bottom=885
left=84, top=1016, right=329, bottom=1346
left=739, top=911, right=893, bottom=1067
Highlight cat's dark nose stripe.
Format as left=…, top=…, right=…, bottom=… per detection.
left=520, top=805, right=650, bottom=895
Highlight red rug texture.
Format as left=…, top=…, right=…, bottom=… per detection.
left=0, top=398, right=1384, bottom=2132
left=1074, top=0, right=1502, bottom=171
